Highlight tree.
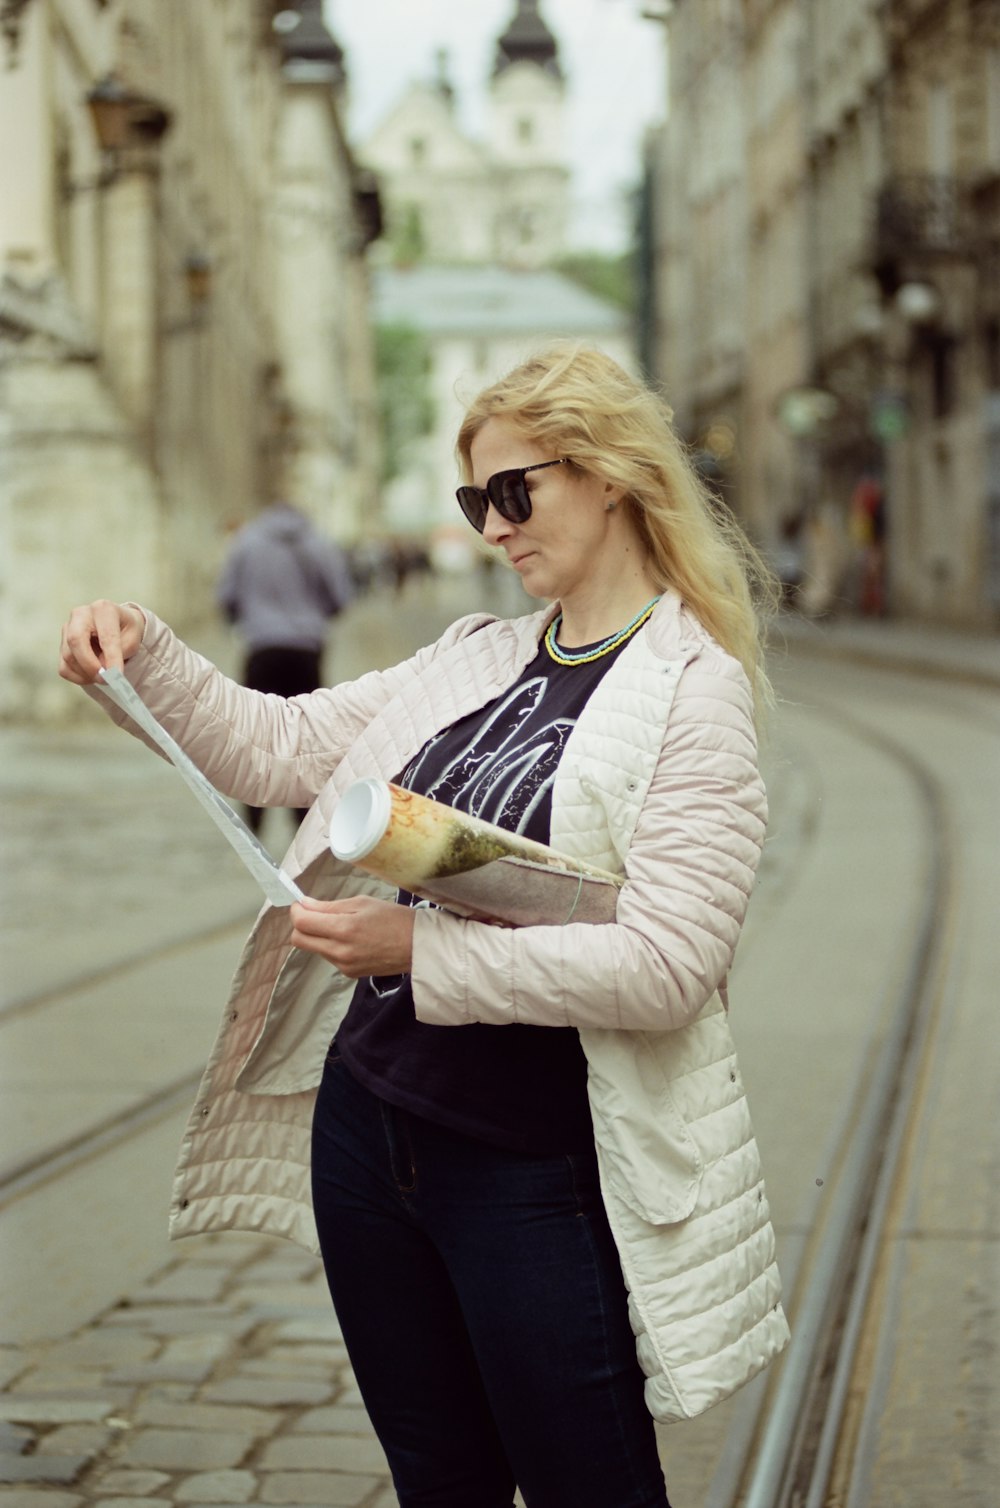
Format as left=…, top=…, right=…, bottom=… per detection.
left=555, top=251, right=636, bottom=313
left=374, top=323, right=435, bottom=484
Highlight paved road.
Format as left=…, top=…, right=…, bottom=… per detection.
left=1, top=579, right=996, bottom=1507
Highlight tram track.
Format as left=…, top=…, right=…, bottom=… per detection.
left=0, top=909, right=256, bottom=1025
left=2, top=650, right=993, bottom=1503
left=0, top=1070, right=201, bottom=1210
left=0, top=911, right=255, bottom=1210
left=711, top=673, right=974, bottom=1507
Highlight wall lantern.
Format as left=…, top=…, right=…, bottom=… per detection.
left=776, top=386, right=840, bottom=438
left=86, top=73, right=172, bottom=153
left=183, top=252, right=213, bottom=307
left=894, top=281, right=941, bottom=326
left=162, top=252, right=215, bottom=336
left=61, top=76, right=172, bottom=197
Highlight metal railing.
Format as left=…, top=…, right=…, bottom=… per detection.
left=875, top=173, right=975, bottom=258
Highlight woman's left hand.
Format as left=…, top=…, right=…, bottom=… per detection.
left=289, top=896, right=415, bottom=977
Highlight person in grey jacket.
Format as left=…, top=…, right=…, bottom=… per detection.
left=60, top=344, right=787, bottom=1508
left=217, top=500, right=353, bottom=831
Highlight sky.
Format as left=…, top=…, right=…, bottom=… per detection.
left=325, top=0, right=669, bottom=253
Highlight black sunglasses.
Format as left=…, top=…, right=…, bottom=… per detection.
left=456, top=459, right=569, bottom=533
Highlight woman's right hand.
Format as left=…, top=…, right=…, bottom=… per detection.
left=59, top=599, right=146, bottom=685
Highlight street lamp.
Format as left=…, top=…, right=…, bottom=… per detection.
left=161, top=252, right=215, bottom=336
left=61, top=75, right=173, bottom=196
left=183, top=252, right=213, bottom=307
left=775, top=386, right=840, bottom=439
left=894, top=280, right=942, bottom=326
left=86, top=73, right=172, bottom=151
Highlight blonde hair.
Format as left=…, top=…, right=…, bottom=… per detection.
left=457, top=342, right=777, bottom=715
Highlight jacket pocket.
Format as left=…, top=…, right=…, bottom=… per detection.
left=580, top=1027, right=703, bottom=1226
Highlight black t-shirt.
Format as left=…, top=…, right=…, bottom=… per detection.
left=335, top=630, right=631, bottom=1152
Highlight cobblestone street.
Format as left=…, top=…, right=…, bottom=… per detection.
left=1, top=1232, right=395, bottom=1508
left=2, top=578, right=998, bottom=1507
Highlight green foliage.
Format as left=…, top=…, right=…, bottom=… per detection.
left=375, top=323, right=435, bottom=484
left=555, top=250, right=636, bottom=313
left=392, top=204, right=427, bottom=267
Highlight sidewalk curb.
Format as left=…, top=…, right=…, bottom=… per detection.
left=769, top=620, right=1000, bottom=692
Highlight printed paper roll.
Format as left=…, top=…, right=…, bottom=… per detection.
left=329, top=779, right=622, bottom=927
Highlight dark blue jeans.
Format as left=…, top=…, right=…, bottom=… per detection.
left=311, top=1051, right=671, bottom=1508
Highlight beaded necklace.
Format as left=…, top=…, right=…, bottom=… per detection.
left=544, top=596, right=661, bottom=666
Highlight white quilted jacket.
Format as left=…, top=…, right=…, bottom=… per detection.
left=93, top=588, right=789, bottom=1423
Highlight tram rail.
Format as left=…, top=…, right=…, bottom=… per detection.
left=1, top=653, right=992, bottom=1507
left=712, top=684, right=962, bottom=1506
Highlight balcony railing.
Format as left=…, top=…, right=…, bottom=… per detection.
left=875, top=174, right=976, bottom=260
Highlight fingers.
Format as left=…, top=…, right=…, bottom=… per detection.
left=289, top=897, right=415, bottom=978
left=289, top=899, right=363, bottom=975
left=58, top=600, right=144, bottom=684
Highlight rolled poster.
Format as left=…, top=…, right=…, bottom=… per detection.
left=329, top=779, right=622, bottom=927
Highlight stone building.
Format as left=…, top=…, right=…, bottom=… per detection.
left=872, top=0, right=1000, bottom=623
left=372, top=263, right=633, bottom=545
left=0, top=0, right=380, bottom=720
left=647, top=0, right=1000, bottom=628
left=356, top=0, right=634, bottom=555
left=360, top=0, right=570, bottom=270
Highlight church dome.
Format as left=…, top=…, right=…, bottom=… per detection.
left=492, top=0, right=563, bottom=80
left=274, top=1, right=346, bottom=81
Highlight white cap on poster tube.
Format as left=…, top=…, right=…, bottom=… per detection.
left=329, top=778, right=392, bottom=862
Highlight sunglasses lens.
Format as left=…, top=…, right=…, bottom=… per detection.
left=456, top=487, right=488, bottom=533
left=491, top=472, right=532, bottom=524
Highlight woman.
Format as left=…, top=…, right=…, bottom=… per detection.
left=60, top=344, right=789, bottom=1508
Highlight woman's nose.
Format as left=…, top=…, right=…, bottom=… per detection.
left=482, top=502, right=514, bottom=546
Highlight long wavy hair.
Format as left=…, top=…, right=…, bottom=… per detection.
left=456, top=342, right=777, bottom=715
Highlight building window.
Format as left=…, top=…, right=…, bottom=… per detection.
left=927, top=81, right=953, bottom=177
left=927, top=331, right=958, bottom=419
left=984, top=319, right=1000, bottom=391
left=517, top=116, right=534, bottom=145
left=409, top=136, right=427, bottom=166
left=988, top=50, right=1000, bottom=167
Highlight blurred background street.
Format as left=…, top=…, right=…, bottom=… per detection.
left=1, top=1, right=999, bottom=1504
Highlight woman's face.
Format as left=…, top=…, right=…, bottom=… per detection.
left=468, top=418, right=619, bottom=604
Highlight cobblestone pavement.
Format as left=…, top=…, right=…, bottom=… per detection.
left=1, top=581, right=995, bottom=1507
left=0, top=1231, right=397, bottom=1508
left=0, top=572, right=520, bottom=1508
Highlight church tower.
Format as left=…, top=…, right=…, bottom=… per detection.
left=488, top=0, right=569, bottom=267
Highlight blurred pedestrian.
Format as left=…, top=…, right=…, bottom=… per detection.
left=849, top=474, right=887, bottom=617
left=216, top=499, right=353, bottom=833
left=60, top=343, right=788, bottom=1508
left=773, top=513, right=805, bottom=608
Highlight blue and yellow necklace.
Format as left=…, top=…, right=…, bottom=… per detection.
left=544, top=596, right=660, bottom=666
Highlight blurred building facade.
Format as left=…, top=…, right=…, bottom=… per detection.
left=0, top=0, right=381, bottom=720
left=646, top=0, right=1000, bottom=628
left=360, top=1, right=570, bottom=270
left=372, top=264, right=632, bottom=544
left=355, top=0, right=633, bottom=554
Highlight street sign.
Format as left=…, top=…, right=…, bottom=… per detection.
left=869, top=391, right=911, bottom=441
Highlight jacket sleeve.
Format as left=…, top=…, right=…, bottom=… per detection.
left=85, top=607, right=491, bottom=810
left=410, top=652, right=767, bottom=1034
